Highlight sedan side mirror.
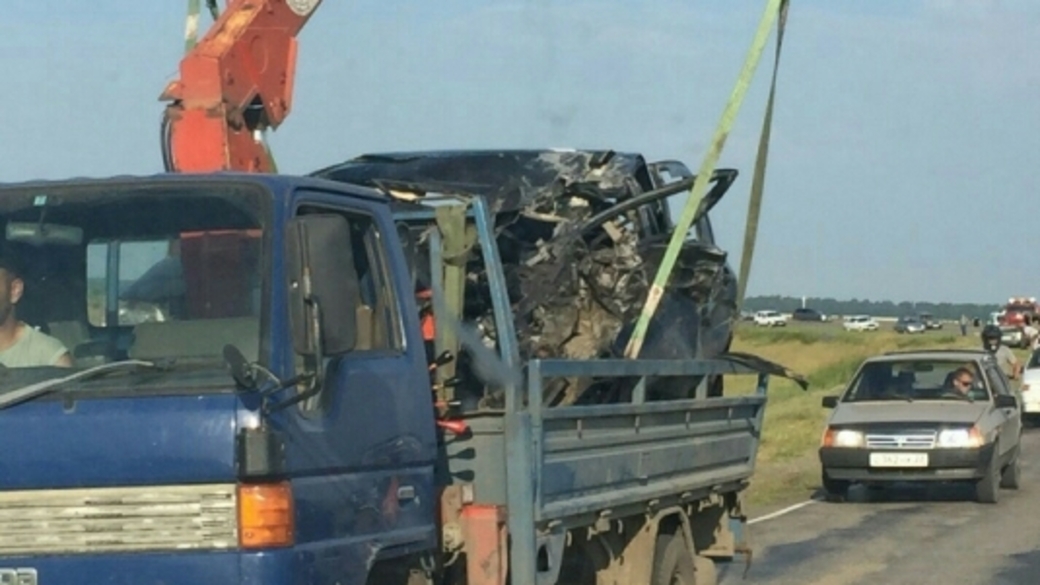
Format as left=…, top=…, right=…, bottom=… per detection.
left=994, top=394, right=1018, bottom=409
left=821, top=396, right=839, bottom=409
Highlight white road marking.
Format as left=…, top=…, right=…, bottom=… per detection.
left=748, top=499, right=817, bottom=525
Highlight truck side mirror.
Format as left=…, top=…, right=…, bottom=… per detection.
left=821, top=396, right=839, bottom=408
left=286, top=214, right=359, bottom=357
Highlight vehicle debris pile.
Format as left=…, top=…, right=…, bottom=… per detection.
left=312, top=150, right=742, bottom=406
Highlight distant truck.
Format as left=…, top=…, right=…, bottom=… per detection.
left=999, top=297, right=1040, bottom=327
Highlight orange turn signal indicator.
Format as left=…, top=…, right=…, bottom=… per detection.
left=238, top=481, right=294, bottom=549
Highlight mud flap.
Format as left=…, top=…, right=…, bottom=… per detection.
left=729, top=512, right=753, bottom=579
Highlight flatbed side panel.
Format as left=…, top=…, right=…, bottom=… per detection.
left=524, top=359, right=770, bottom=526
left=536, top=397, right=765, bottom=522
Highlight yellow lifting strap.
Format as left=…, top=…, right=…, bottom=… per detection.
left=624, top=0, right=790, bottom=359
left=184, top=0, right=220, bottom=53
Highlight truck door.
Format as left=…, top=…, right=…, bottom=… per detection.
left=280, top=190, right=438, bottom=581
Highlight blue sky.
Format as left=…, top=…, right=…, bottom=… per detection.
left=1, top=1, right=1037, bottom=304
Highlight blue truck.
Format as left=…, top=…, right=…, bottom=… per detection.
left=0, top=172, right=799, bottom=585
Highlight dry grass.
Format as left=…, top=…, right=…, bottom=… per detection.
left=728, top=321, right=991, bottom=510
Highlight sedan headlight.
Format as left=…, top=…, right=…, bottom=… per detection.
left=822, top=428, right=865, bottom=448
left=936, top=426, right=983, bottom=448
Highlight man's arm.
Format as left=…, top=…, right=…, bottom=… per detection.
left=55, top=351, right=73, bottom=368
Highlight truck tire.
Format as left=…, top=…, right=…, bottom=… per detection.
left=693, top=556, right=718, bottom=585
left=651, top=532, right=716, bottom=585
left=975, top=452, right=1000, bottom=504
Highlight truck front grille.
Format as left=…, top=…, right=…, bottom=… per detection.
left=0, top=484, right=237, bottom=556
left=865, top=431, right=937, bottom=449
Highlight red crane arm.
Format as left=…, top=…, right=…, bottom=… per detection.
left=160, top=0, right=323, bottom=173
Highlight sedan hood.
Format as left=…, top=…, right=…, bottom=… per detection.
left=830, top=401, right=988, bottom=427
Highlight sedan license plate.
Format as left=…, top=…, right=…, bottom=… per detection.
left=869, top=452, right=928, bottom=468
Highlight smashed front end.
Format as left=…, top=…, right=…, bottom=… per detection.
left=312, top=150, right=740, bottom=405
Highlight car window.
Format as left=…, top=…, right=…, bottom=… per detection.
left=843, top=360, right=986, bottom=402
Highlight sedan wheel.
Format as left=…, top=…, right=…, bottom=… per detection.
left=1000, top=449, right=1021, bottom=490
left=975, top=453, right=1000, bottom=504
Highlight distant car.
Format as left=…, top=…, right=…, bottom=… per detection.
left=818, top=349, right=1023, bottom=503
left=843, top=315, right=879, bottom=332
left=917, top=313, right=943, bottom=330
left=792, top=308, right=827, bottom=322
left=893, top=316, right=926, bottom=334
left=753, top=310, right=787, bottom=327
left=1019, top=349, right=1040, bottom=416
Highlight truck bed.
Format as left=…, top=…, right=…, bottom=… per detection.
left=445, top=358, right=770, bottom=530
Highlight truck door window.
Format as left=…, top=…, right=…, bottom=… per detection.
left=296, top=205, right=402, bottom=353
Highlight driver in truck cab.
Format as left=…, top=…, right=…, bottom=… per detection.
left=0, top=251, right=72, bottom=368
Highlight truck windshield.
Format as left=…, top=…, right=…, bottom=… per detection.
left=0, top=180, right=267, bottom=379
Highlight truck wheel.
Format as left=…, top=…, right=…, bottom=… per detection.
left=975, top=452, right=1000, bottom=504
left=693, top=556, right=717, bottom=585
left=651, top=532, right=716, bottom=585
left=1000, top=449, right=1021, bottom=490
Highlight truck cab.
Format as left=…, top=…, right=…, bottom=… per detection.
left=0, top=174, right=438, bottom=584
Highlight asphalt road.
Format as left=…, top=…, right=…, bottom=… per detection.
left=718, top=426, right=1040, bottom=585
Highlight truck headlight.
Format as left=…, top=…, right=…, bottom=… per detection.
left=822, top=428, right=864, bottom=448
left=937, top=427, right=983, bottom=448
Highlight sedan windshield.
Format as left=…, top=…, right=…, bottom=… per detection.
left=0, top=180, right=267, bottom=387
left=842, top=360, right=988, bottom=402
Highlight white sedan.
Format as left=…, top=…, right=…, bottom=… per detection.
left=1020, top=350, right=1040, bottom=415
left=843, top=315, right=879, bottom=332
